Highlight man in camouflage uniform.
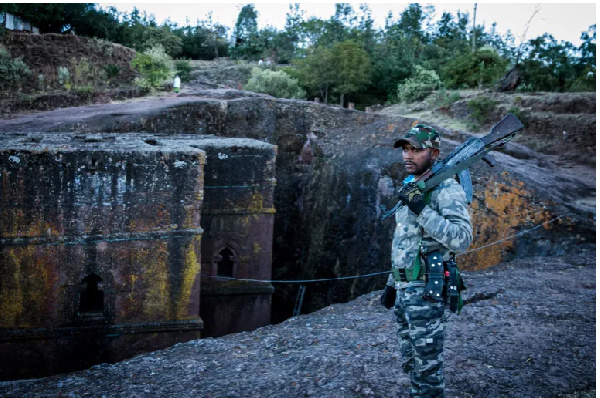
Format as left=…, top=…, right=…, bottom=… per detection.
left=380, top=124, right=472, bottom=398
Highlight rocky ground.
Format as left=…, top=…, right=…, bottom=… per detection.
left=0, top=248, right=594, bottom=398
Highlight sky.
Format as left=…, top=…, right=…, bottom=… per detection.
left=99, top=2, right=597, bottom=46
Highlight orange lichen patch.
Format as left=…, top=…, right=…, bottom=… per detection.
left=0, top=173, right=61, bottom=238
left=175, top=236, right=201, bottom=319
left=463, top=175, right=553, bottom=270
left=116, top=242, right=170, bottom=322
left=181, top=204, right=201, bottom=230
left=139, top=243, right=170, bottom=320
left=386, top=124, right=397, bottom=133
left=0, top=246, right=59, bottom=328
left=0, top=249, right=25, bottom=327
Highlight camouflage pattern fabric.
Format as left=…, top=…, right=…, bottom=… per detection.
left=387, top=177, right=472, bottom=398
left=386, top=177, right=472, bottom=289
left=395, top=285, right=446, bottom=398
left=394, top=124, right=441, bottom=149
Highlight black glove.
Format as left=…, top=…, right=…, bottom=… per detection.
left=380, top=285, right=397, bottom=309
left=398, top=182, right=426, bottom=216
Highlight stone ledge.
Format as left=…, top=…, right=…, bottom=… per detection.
left=0, top=319, right=204, bottom=342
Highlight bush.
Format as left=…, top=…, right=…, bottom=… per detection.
left=103, top=64, right=120, bottom=80
left=57, top=66, right=70, bottom=85
left=244, top=67, right=306, bottom=99
left=467, top=96, right=498, bottom=125
left=0, top=45, right=31, bottom=90
left=397, top=65, right=441, bottom=103
left=131, top=45, right=174, bottom=90
left=71, top=57, right=94, bottom=87
left=428, top=88, right=461, bottom=108
left=174, top=59, right=194, bottom=83
left=443, top=49, right=509, bottom=89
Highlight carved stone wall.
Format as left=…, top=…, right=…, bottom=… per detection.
left=0, top=133, right=205, bottom=379
left=194, top=138, right=276, bottom=337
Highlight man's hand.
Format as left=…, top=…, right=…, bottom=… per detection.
left=380, top=285, right=397, bottom=309
left=398, top=182, right=426, bottom=215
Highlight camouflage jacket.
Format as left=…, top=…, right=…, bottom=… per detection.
left=387, top=177, right=473, bottom=289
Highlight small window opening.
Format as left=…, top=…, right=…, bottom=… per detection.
left=217, top=247, right=235, bottom=277
left=79, top=273, right=104, bottom=316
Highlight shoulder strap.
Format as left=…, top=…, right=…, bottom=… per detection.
left=407, top=190, right=433, bottom=280
left=423, top=190, right=432, bottom=206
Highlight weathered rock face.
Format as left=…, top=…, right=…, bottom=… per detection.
left=0, top=94, right=594, bottom=323
left=0, top=133, right=205, bottom=379
left=447, top=92, right=596, bottom=165
left=192, top=138, right=277, bottom=337
left=0, top=249, right=594, bottom=397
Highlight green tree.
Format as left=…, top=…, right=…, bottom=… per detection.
left=141, top=24, right=183, bottom=57
left=398, top=3, right=426, bottom=41
left=330, top=40, right=372, bottom=106
left=202, top=13, right=230, bottom=59
left=519, top=33, right=576, bottom=92
left=244, top=67, right=306, bottom=98
left=294, top=40, right=371, bottom=105
left=293, top=46, right=336, bottom=103
left=0, top=3, right=93, bottom=33
left=232, top=4, right=261, bottom=60
left=443, top=47, right=509, bottom=89
left=352, top=4, right=377, bottom=56
left=570, top=24, right=596, bottom=91
left=279, top=3, right=304, bottom=61
left=299, top=17, right=328, bottom=49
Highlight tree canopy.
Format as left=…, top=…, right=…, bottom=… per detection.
left=2, top=3, right=595, bottom=103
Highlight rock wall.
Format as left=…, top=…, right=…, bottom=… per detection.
left=193, top=138, right=277, bottom=337
left=0, top=94, right=594, bottom=322
left=447, top=92, right=596, bottom=165
left=0, top=133, right=205, bottom=379
left=0, top=132, right=279, bottom=378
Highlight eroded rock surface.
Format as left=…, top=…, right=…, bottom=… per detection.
left=0, top=93, right=594, bottom=319
left=0, top=249, right=594, bottom=397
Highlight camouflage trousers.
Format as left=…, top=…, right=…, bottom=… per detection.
left=395, top=284, right=446, bottom=398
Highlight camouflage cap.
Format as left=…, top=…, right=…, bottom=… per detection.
left=394, top=124, right=441, bottom=149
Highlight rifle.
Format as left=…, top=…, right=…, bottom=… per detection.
left=382, top=113, right=525, bottom=220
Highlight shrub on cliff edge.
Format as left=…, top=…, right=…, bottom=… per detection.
left=244, top=67, right=306, bottom=99
left=397, top=65, right=441, bottom=103
left=0, top=45, right=31, bottom=91
left=131, top=45, right=174, bottom=90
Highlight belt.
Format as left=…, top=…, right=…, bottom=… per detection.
left=392, top=268, right=426, bottom=283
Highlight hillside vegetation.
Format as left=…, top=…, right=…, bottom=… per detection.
left=0, top=3, right=595, bottom=109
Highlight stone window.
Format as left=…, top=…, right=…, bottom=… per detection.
left=216, top=247, right=236, bottom=278
left=78, top=273, right=104, bottom=317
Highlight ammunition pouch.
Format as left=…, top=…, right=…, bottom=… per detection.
left=422, top=251, right=445, bottom=303
left=444, top=258, right=466, bottom=315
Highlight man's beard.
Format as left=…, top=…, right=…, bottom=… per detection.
left=407, top=159, right=433, bottom=176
